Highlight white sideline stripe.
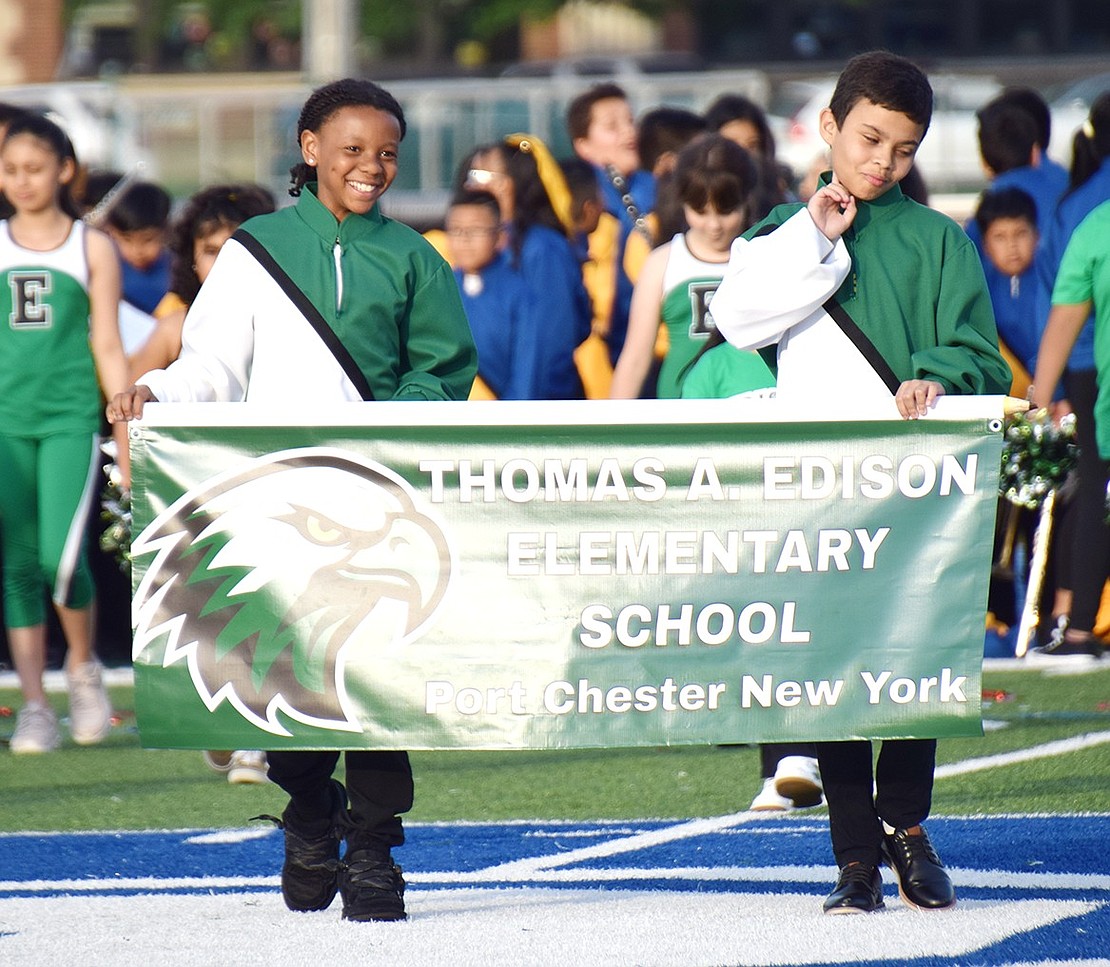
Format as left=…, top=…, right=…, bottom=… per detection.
left=4, top=865, right=1108, bottom=894
left=935, top=731, right=1110, bottom=778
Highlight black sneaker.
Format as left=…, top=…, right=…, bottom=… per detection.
left=822, top=863, right=884, bottom=914
left=881, top=826, right=956, bottom=910
left=339, top=847, right=407, bottom=922
left=1032, top=628, right=1105, bottom=659
left=254, top=779, right=348, bottom=912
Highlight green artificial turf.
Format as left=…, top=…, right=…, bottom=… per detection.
left=1, top=666, right=1107, bottom=832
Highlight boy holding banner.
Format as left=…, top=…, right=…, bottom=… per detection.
left=710, top=51, right=1011, bottom=914
left=108, top=79, right=476, bottom=923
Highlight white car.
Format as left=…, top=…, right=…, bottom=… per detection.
left=772, top=74, right=1003, bottom=193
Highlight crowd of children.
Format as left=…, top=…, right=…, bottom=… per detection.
left=3, top=53, right=1109, bottom=922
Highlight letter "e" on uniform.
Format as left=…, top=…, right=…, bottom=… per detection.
left=9, top=272, right=52, bottom=329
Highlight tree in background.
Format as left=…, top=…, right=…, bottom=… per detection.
left=61, top=0, right=676, bottom=76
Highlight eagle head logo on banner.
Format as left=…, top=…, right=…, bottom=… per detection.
left=131, top=448, right=454, bottom=736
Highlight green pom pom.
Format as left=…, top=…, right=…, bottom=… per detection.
left=998, top=410, right=1079, bottom=509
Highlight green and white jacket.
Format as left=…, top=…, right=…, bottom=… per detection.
left=139, top=186, right=476, bottom=404
left=710, top=179, right=1011, bottom=411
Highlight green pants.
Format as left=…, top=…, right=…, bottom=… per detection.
left=0, top=431, right=99, bottom=627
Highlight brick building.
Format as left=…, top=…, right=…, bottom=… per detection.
left=0, top=0, right=64, bottom=85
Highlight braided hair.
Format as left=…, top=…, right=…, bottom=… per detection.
left=288, top=78, right=407, bottom=197
left=1066, top=91, right=1110, bottom=196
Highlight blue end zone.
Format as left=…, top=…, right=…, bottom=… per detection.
left=2, top=814, right=1107, bottom=964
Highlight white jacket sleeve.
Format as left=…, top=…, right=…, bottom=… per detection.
left=137, top=241, right=255, bottom=402
left=710, top=208, right=853, bottom=351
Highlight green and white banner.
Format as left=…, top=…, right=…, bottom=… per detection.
left=129, top=397, right=1005, bottom=750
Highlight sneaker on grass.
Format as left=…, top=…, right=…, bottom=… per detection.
left=749, top=777, right=792, bottom=811
left=203, top=750, right=234, bottom=773
left=773, top=754, right=824, bottom=808
left=10, top=701, right=61, bottom=754
left=66, top=661, right=112, bottom=745
left=1028, top=626, right=1105, bottom=663
left=227, top=750, right=269, bottom=785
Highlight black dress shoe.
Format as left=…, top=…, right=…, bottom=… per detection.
left=822, top=863, right=885, bottom=914
left=881, top=826, right=956, bottom=910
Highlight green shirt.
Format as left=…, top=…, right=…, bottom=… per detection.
left=745, top=178, right=1011, bottom=396
left=680, top=343, right=776, bottom=400
left=1052, top=199, right=1110, bottom=458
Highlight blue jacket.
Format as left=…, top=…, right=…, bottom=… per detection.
left=512, top=224, right=592, bottom=400
left=455, top=255, right=540, bottom=400
left=120, top=248, right=172, bottom=315
left=986, top=261, right=1041, bottom=377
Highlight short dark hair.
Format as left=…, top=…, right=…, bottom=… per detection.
left=828, top=50, right=933, bottom=135
left=637, top=107, right=706, bottom=172
left=976, top=100, right=1039, bottom=175
left=675, top=134, right=757, bottom=217
left=703, top=93, right=777, bottom=159
left=995, top=86, right=1052, bottom=150
left=559, top=156, right=602, bottom=217
left=289, top=78, right=406, bottom=197
left=566, top=82, right=628, bottom=142
left=105, top=181, right=172, bottom=232
left=974, top=186, right=1037, bottom=235
left=447, top=188, right=501, bottom=222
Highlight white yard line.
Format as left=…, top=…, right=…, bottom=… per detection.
left=935, top=731, right=1110, bottom=778
left=476, top=810, right=761, bottom=876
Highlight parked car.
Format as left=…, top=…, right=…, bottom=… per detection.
left=771, top=74, right=1003, bottom=193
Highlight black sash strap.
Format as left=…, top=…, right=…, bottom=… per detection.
left=820, top=298, right=901, bottom=395
left=231, top=229, right=376, bottom=401
left=751, top=220, right=899, bottom=396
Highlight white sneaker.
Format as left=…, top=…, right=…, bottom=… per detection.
left=203, top=750, right=234, bottom=773
left=66, top=661, right=112, bottom=745
left=10, top=701, right=61, bottom=754
left=750, top=776, right=793, bottom=811
left=227, top=750, right=269, bottom=785
left=774, top=755, right=824, bottom=808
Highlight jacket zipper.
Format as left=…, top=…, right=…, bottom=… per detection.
left=333, top=238, right=343, bottom=312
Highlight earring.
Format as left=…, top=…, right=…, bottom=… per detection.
left=307, top=158, right=316, bottom=166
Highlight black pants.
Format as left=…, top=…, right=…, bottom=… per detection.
left=815, top=738, right=936, bottom=867
left=266, top=750, right=413, bottom=849
left=1058, top=370, right=1110, bottom=631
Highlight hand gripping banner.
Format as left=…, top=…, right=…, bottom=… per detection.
left=128, top=397, right=1005, bottom=750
